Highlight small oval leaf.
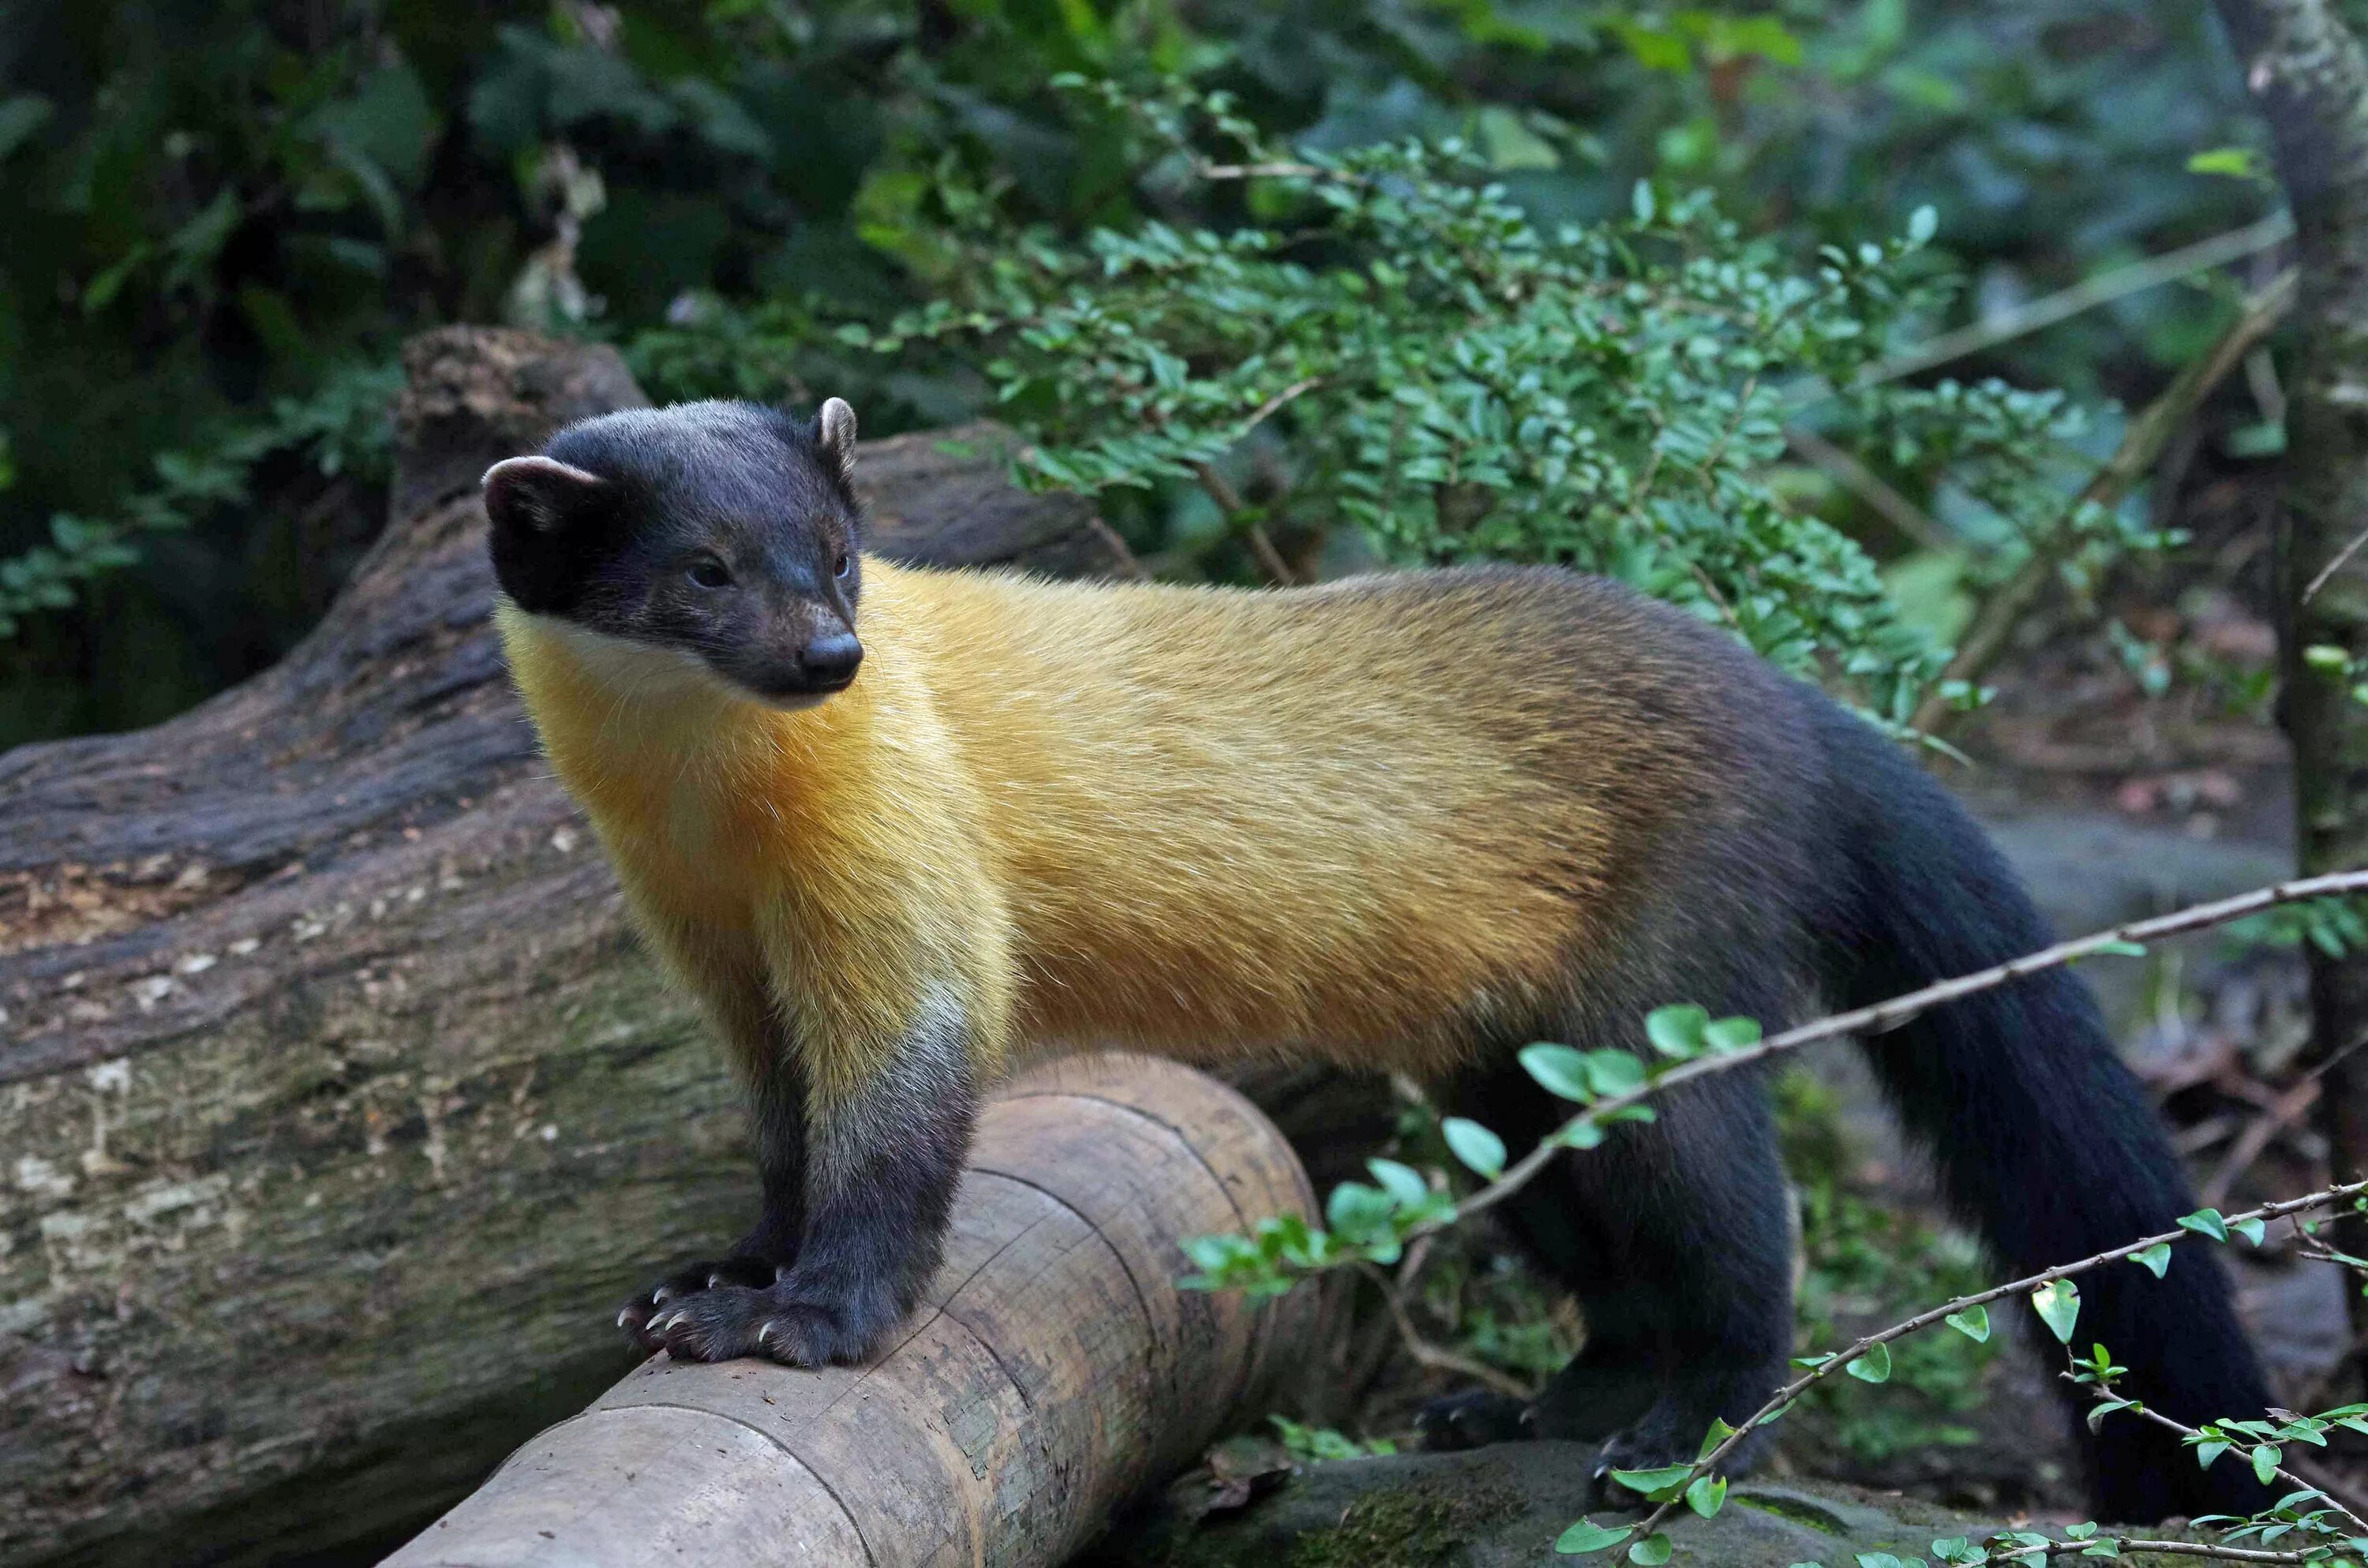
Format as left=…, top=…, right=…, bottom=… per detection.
left=1442, top=1117, right=1507, bottom=1180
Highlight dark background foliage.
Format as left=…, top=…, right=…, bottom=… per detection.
left=0, top=0, right=2276, bottom=747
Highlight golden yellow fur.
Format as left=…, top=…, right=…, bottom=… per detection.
left=500, top=559, right=1693, bottom=1104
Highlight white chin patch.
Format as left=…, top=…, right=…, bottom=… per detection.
left=530, top=616, right=735, bottom=705
left=754, top=689, right=837, bottom=713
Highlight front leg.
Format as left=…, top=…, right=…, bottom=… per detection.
left=647, top=987, right=979, bottom=1366
left=620, top=1051, right=810, bottom=1347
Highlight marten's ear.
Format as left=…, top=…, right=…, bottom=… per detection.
left=815, top=397, right=858, bottom=487
left=482, top=456, right=607, bottom=534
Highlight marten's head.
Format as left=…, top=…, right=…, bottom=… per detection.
left=484, top=398, right=865, bottom=708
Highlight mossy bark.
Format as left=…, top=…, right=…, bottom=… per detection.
left=2216, top=0, right=2368, bottom=1345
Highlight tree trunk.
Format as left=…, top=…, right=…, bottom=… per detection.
left=381, top=1053, right=1317, bottom=1568
left=2216, top=0, right=2368, bottom=1351
left=0, top=327, right=1128, bottom=1568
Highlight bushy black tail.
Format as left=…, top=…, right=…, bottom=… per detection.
left=1807, top=700, right=2275, bottom=1522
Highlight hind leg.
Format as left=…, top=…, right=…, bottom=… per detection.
left=1423, top=1039, right=1795, bottom=1495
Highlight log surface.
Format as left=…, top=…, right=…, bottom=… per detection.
left=384, top=1054, right=1317, bottom=1568
left=0, top=327, right=1127, bottom=1568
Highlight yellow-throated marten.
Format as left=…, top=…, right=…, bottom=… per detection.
left=485, top=397, right=2272, bottom=1521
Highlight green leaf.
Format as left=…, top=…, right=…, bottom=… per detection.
left=1366, top=1158, right=1430, bottom=1208
left=2306, top=644, right=2355, bottom=674
left=1845, top=1342, right=1893, bottom=1383
left=2231, top=1218, right=2265, bottom=1246
left=1644, top=1004, right=1709, bottom=1057
left=1557, top=1520, right=1633, bottom=1555
left=1702, top=1016, right=1763, bottom=1051
left=1584, top=1049, right=1649, bottom=1098
left=1628, top=1532, right=1673, bottom=1566
left=0, top=94, right=54, bottom=163
left=1698, top=1417, right=1739, bottom=1459
left=1443, top=1117, right=1507, bottom=1180
left=2195, top=1439, right=2231, bottom=1469
left=2087, top=1398, right=2134, bottom=1431
left=2086, top=940, right=2147, bottom=959
left=1944, top=1304, right=1991, bottom=1342
left=2253, top=1444, right=2282, bottom=1485
left=2130, top=1243, right=2172, bottom=1278
left=1685, top=1475, right=1729, bottom=1517
left=1521, top=1043, right=1596, bottom=1102
left=2179, top=1209, right=2229, bottom=1242
left=1609, top=1465, right=1695, bottom=1499
left=1907, top=205, right=1938, bottom=245
left=2033, top=1279, right=2081, bottom=1343
left=2187, top=146, right=2266, bottom=181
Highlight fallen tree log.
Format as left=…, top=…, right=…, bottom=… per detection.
left=0, top=327, right=1133, bottom=1568
left=382, top=1053, right=1317, bottom=1568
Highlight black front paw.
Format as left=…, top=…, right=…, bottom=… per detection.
left=644, top=1281, right=904, bottom=1368
left=619, top=1256, right=781, bottom=1350
left=1415, top=1390, right=1535, bottom=1451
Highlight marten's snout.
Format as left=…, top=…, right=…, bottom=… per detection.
left=796, top=631, right=863, bottom=690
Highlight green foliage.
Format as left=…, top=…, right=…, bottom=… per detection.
left=2, top=0, right=2282, bottom=750
left=1268, top=1414, right=1397, bottom=1461
left=0, top=361, right=397, bottom=638
left=1787, top=1160, right=1999, bottom=1461
left=838, top=78, right=2139, bottom=728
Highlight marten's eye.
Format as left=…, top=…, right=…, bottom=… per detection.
left=686, top=558, right=733, bottom=589
left=833, top=553, right=852, bottom=580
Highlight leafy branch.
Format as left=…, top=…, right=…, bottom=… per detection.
left=1572, top=1181, right=2368, bottom=1562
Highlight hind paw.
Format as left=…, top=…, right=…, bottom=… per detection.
left=1415, top=1390, right=1534, bottom=1451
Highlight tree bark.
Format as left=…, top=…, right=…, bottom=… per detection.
left=2216, top=0, right=2368, bottom=1349
left=0, top=327, right=1127, bottom=1568
left=381, top=1054, right=1317, bottom=1568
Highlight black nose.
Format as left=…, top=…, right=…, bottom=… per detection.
left=797, top=632, right=863, bottom=688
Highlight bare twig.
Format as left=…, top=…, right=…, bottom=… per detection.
left=2302, top=522, right=2368, bottom=604
left=2201, top=1076, right=2320, bottom=1207
left=1908, top=267, right=2297, bottom=735
left=1193, top=461, right=1299, bottom=586
left=1197, top=160, right=1336, bottom=182
left=1085, top=517, right=1153, bottom=581
left=2032, top=1540, right=2332, bottom=1564
left=1453, top=866, right=2368, bottom=1233
left=1833, top=215, right=2295, bottom=398
left=1357, top=1263, right=1534, bottom=1399
left=1785, top=426, right=1958, bottom=552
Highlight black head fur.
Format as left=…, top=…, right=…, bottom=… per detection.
left=485, top=399, right=867, bottom=703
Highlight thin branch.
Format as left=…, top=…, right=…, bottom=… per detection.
left=2302, top=521, right=2368, bottom=604
left=1834, top=215, right=2294, bottom=397
left=1085, top=517, right=1153, bottom=581
left=1243, top=376, right=1323, bottom=434
left=1193, top=461, right=1299, bottom=586
left=1358, top=1263, right=1534, bottom=1400
left=2035, top=1540, right=2332, bottom=1564
left=1624, top=1177, right=2368, bottom=1547
left=2201, top=1076, right=2319, bottom=1207
left=1785, top=426, right=1958, bottom=552
left=1196, top=160, right=1336, bottom=182
left=1907, top=267, right=2296, bottom=735
left=1453, top=866, right=2368, bottom=1233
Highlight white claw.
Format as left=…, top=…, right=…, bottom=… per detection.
left=617, top=1308, right=632, bottom=1330
left=707, top=1273, right=725, bottom=1290
left=755, top=1322, right=773, bottom=1346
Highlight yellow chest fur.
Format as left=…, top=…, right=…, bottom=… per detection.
left=500, top=563, right=1647, bottom=1082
